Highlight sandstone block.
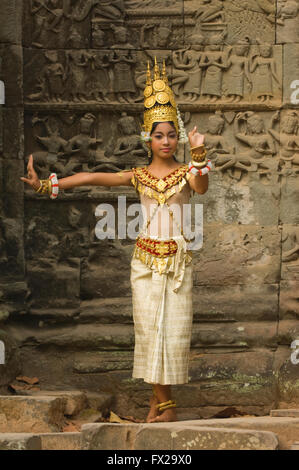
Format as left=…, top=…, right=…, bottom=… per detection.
left=0, top=396, right=67, bottom=433
left=38, top=432, right=81, bottom=450
left=0, top=433, right=41, bottom=450
left=270, top=409, right=299, bottom=418
left=182, top=416, right=299, bottom=450
left=81, top=422, right=279, bottom=450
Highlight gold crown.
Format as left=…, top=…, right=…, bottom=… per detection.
left=143, top=58, right=178, bottom=135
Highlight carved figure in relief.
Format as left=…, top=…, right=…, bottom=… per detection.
left=198, top=32, right=229, bottom=103
left=255, top=0, right=277, bottom=23
left=31, top=115, right=77, bottom=177
left=172, top=34, right=205, bottom=102
left=277, top=0, right=299, bottom=23
left=65, top=51, right=89, bottom=102
left=28, top=51, right=66, bottom=102
left=93, top=0, right=125, bottom=20
left=224, top=38, right=252, bottom=103
left=65, top=113, right=102, bottom=168
left=249, top=43, right=281, bottom=103
left=85, top=52, right=110, bottom=102
left=282, top=228, right=299, bottom=262
left=59, top=206, right=89, bottom=258
left=140, top=22, right=173, bottom=49
left=31, top=0, right=66, bottom=47
left=92, top=22, right=105, bottom=47
left=269, top=110, right=299, bottom=175
left=194, top=0, right=225, bottom=23
left=202, top=112, right=239, bottom=179
left=233, top=112, right=277, bottom=175
left=33, top=115, right=67, bottom=162
left=112, top=113, right=148, bottom=162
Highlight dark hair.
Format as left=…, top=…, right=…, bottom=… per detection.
left=148, top=121, right=178, bottom=164
left=150, top=121, right=177, bottom=135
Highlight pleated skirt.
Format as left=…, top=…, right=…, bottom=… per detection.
left=130, top=251, right=193, bottom=385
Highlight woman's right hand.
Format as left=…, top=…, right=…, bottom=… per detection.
left=20, top=154, right=41, bottom=191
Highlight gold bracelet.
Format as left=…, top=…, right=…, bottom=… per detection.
left=35, top=181, right=43, bottom=193
left=190, top=144, right=205, bottom=150
left=190, top=148, right=207, bottom=162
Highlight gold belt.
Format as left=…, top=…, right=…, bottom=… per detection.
left=135, top=236, right=178, bottom=258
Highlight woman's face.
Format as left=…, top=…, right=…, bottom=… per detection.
left=149, top=122, right=178, bottom=159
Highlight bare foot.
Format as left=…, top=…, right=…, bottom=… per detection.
left=146, top=395, right=159, bottom=423
left=148, top=408, right=177, bottom=423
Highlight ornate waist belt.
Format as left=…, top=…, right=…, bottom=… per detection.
left=135, top=236, right=178, bottom=258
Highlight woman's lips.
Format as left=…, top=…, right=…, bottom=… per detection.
left=161, top=148, right=171, bottom=152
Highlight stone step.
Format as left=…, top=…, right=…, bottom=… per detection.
left=0, top=391, right=114, bottom=434
left=290, top=442, right=299, bottom=450
left=180, top=416, right=299, bottom=450
left=0, top=433, right=42, bottom=450
left=38, top=432, right=82, bottom=450
left=0, top=396, right=67, bottom=433
left=270, top=409, right=299, bottom=418
left=81, top=422, right=279, bottom=450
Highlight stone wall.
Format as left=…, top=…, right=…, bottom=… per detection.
left=0, top=1, right=299, bottom=419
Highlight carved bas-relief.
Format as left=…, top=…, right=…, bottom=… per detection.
left=26, top=111, right=147, bottom=180
left=269, top=110, right=299, bottom=177
left=172, top=39, right=282, bottom=105
left=184, top=0, right=275, bottom=45
left=107, top=112, right=148, bottom=169
left=187, top=111, right=282, bottom=183
left=277, top=0, right=299, bottom=43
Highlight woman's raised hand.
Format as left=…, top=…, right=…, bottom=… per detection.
left=188, top=126, right=205, bottom=148
left=20, top=154, right=41, bottom=191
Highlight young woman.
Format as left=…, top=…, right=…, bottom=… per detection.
left=20, top=60, right=211, bottom=423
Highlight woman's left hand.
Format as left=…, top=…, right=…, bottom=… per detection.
left=188, top=126, right=205, bottom=148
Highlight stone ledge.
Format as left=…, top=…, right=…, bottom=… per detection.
left=181, top=416, right=299, bottom=450
left=81, top=422, right=279, bottom=450
left=270, top=409, right=299, bottom=418
left=38, top=432, right=81, bottom=450
left=0, top=433, right=42, bottom=450
left=0, top=396, right=66, bottom=433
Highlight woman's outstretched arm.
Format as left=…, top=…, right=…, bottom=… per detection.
left=20, top=154, right=133, bottom=191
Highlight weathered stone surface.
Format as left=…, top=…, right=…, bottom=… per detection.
left=79, top=298, right=133, bottom=324
left=191, top=322, right=277, bottom=349
left=270, top=409, right=299, bottom=418
left=194, top=174, right=280, bottom=227
left=290, top=442, right=299, bottom=450
left=7, top=324, right=135, bottom=351
left=0, top=0, right=22, bottom=44
left=0, top=433, right=41, bottom=451
left=182, top=416, right=299, bottom=450
left=187, top=350, right=276, bottom=409
left=280, top=283, right=299, bottom=319
left=0, top=45, right=23, bottom=106
left=277, top=0, right=299, bottom=43
left=192, top=284, right=278, bottom=322
left=38, top=432, right=81, bottom=451
left=81, top=422, right=279, bottom=450
left=2, top=108, right=24, bottom=160
left=283, top=44, right=299, bottom=106
left=0, top=396, right=67, bottom=433
left=30, top=391, right=88, bottom=417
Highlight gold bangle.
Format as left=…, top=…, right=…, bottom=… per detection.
left=190, top=148, right=207, bottom=162
left=190, top=144, right=205, bottom=150
left=35, top=181, right=43, bottom=193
